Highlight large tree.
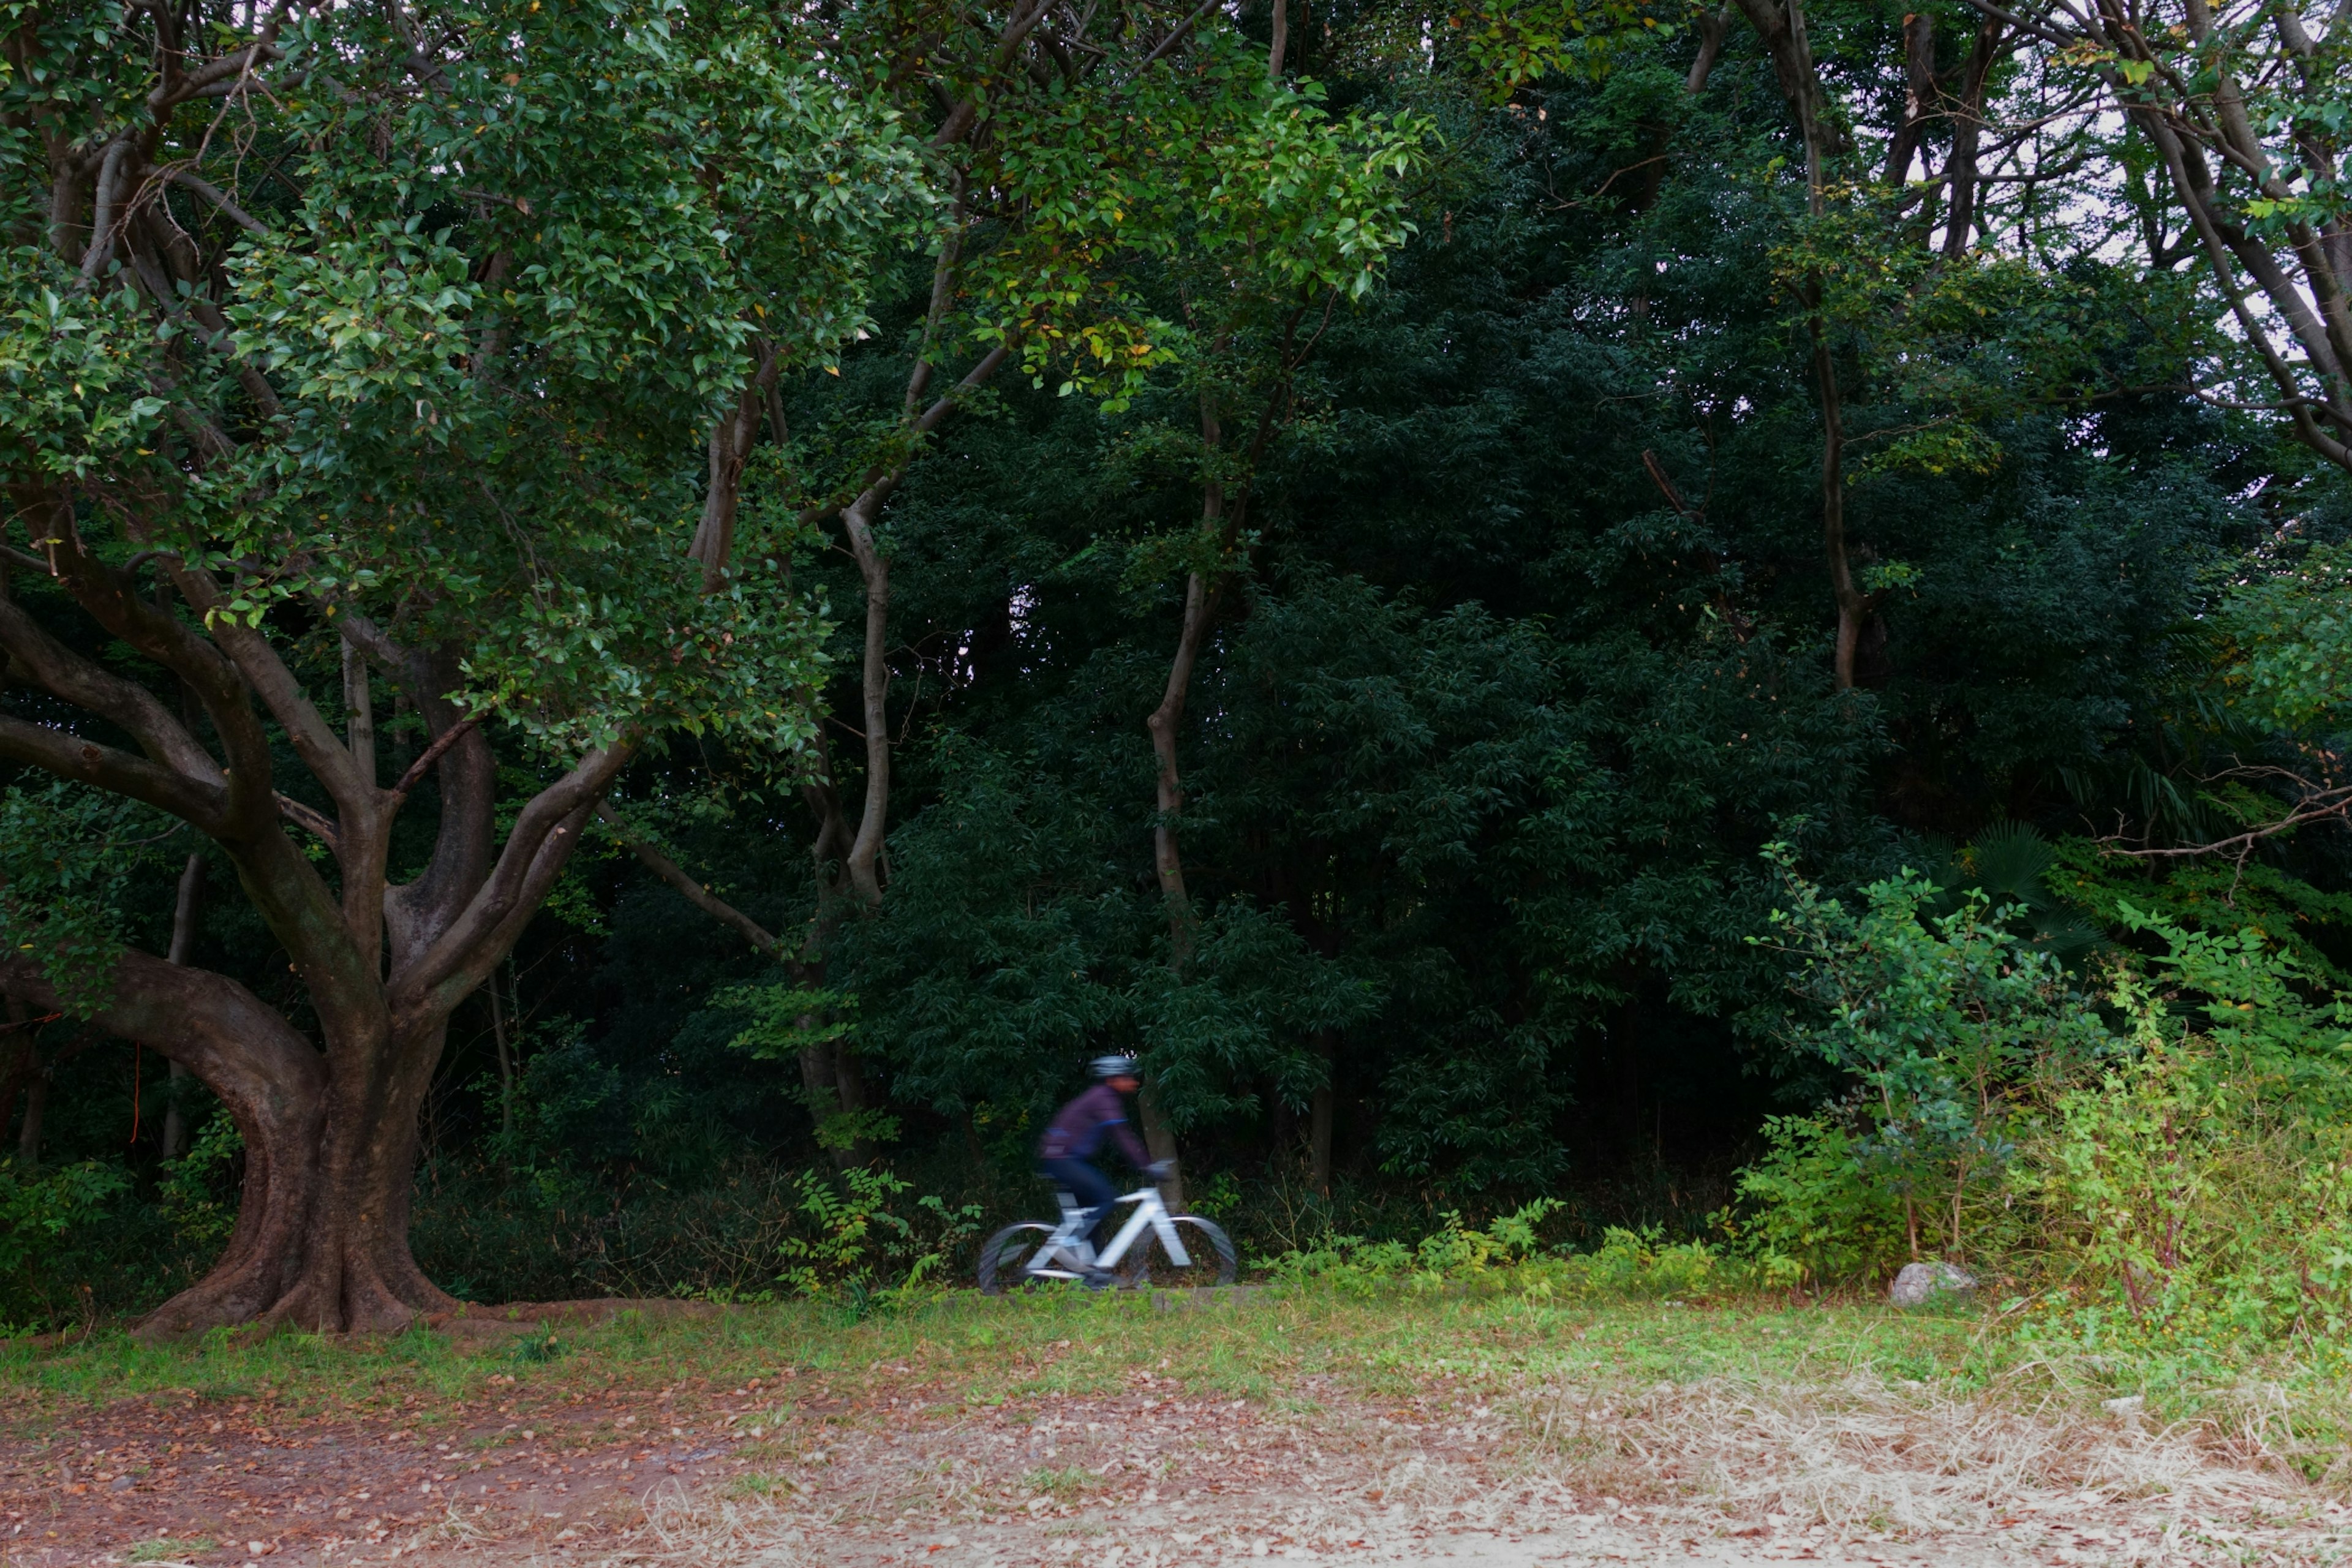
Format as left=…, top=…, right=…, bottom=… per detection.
left=0, top=0, right=925, bottom=1333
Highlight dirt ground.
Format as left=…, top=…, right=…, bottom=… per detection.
left=7, top=1345, right=2345, bottom=1568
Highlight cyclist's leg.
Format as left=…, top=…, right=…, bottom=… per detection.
left=1038, top=1157, right=1118, bottom=1258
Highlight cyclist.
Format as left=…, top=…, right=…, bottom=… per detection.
left=1037, top=1054, right=1172, bottom=1287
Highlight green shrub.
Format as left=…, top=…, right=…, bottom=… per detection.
left=157, top=1118, right=243, bottom=1257
left=1265, top=1200, right=1558, bottom=1291
left=1267, top=1202, right=1739, bottom=1300
left=2019, top=968, right=2352, bottom=1349
left=1567, top=1225, right=1728, bottom=1298
left=0, top=1156, right=132, bottom=1332
left=774, top=1166, right=982, bottom=1304
left=1749, top=854, right=2113, bottom=1270
left=1732, top=1115, right=1908, bottom=1286
left=1739, top=848, right=2352, bottom=1352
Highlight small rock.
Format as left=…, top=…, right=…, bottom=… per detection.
left=2103, top=1395, right=2145, bottom=1415
left=1889, top=1261, right=1977, bottom=1306
left=107, top=1475, right=134, bottom=1492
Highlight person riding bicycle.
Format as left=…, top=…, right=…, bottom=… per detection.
left=1037, top=1054, right=1172, bottom=1287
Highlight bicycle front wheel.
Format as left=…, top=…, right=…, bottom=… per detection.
left=1117, top=1215, right=1237, bottom=1291
left=977, top=1223, right=1058, bottom=1295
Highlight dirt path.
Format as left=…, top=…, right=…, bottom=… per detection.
left=9, top=1370, right=2342, bottom=1568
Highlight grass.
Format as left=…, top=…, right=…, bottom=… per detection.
left=0, top=1285, right=2253, bottom=1431
left=1020, top=1465, right=1102, bottom=1499
left=124, top=1542, right=216, bottom=1564
left=6, top=1281, right=2346, bottom=1532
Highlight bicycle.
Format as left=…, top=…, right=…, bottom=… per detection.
left=976, top=1180, right=1237, bottom=1294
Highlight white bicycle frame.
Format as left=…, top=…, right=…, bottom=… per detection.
left=1024, top=1185, right=1191, bottom=1281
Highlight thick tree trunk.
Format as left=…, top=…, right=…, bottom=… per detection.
left=160, top=1010, right=459, bottom=1336
left=0, top=952, right=465, bottom=1336
left=1939, top=17, right=2006, bottom=262
left=290, top=1015, right=460, bottom=1330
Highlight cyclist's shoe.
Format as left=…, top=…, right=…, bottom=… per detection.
left=1081, top=1267, right=1118, bottom=1291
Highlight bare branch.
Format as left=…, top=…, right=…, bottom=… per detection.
left=276, top=793, right=341, bottom=851
left=595, top=803, right=782, bottom=956
left=2100, top=773, right=2352, bottom=862
left=390, top=716, right=481, bottom=801
left=149, top=5, right=293, bottom=115
left=1137, top=0, right=1223, bottom=72
left=167, top=168, right=268, bottom=236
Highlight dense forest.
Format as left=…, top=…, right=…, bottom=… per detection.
left=2, top=0, right=2348, bottom=1335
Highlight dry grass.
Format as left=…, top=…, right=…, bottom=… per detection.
left=567, top=1351, right=2352, bottom=1568
left=1520, top=1366, right=2334, bottom=1543
left=625, top=1485, right=824, bottom=1565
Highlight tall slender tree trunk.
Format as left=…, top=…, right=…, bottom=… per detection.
left=1139, top=345, right=1301, bottom=1209
left=796, top=738, right=870, bottom=1171
left=161, top=849, right=208, bottom=1160
left=1139, top=398, right=1238, bottom=1213
left=488, top=965, right=514, bottom=1143
left=12, top=990, right=39, bottom=1170
left=1733, top=0, right=1872, bottom=690
left=1308, top=1030, right=1337, bottom=1202
left=598, top=782, right=873, bottom=1170
left=1813, top=328, right=1869, bottom=691
left=1883, top=12, right=1937, bottom=186
left=14, top=1077, right=40, bottom=1167
left=839, top=499, right=894, bottom=911
left=1148, top=567, right=1223, bottom=967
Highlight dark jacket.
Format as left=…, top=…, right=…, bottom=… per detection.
left=1038, top=1084, right=1152, bottom=1167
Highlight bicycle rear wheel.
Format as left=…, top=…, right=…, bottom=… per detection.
left=1116, top=1215, right=1237, bottom=1291
left=977, top=1223, right=1058, bottom=1295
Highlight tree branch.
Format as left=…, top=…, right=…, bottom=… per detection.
left=165, top=168, right=268, bottom=236
left=171, top=568, right=372, bottom=816
left=276, top=793, right=341, bottom=851
left=0, top=716, right=230, bottom=829
left=2099, top=772, right=2352, bottom=862
left=390, top=716, right=481, bottom=801
left=595, top=804, right=783, bottom=956
left=397, top=741, right=635, bottom=1006
left=0, top=590, right=221, bottom=785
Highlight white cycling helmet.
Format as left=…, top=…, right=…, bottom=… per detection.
left=1090, top=1054, right=1140, bottom=1082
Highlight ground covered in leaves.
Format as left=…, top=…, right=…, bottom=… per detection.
left=4, top=1290, right=2345, bottom=1567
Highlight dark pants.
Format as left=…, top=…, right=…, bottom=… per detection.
left=1038, top=1156, right=1120, bottom=1257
